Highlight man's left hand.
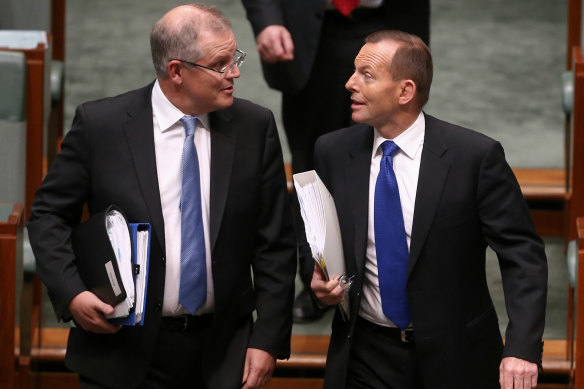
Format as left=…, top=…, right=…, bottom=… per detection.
left=499, top=356, right=538, bottom=388
left=241, top=348, right=276, bottom=389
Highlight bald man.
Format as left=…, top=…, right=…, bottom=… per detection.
left=27, top=4, right=296, bottom=389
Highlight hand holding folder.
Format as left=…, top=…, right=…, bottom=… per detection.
left=293, top=171, right=352, bottom=321
left=72, top=205, right=151, bottom=326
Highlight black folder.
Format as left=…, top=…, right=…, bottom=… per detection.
left=72, top=204, right=129, bottom=307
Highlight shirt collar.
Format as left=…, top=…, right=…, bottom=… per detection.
left=372, top=111, right=425, bottom=159
left=151, top=79, right=210, bottom=132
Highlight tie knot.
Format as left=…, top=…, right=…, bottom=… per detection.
left=381, top=140, right=399, bottom=157
left=180, top=115, right=198, bottom=137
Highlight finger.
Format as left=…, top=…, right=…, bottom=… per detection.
left=99, top=301, right=115, bottom=316
left=245, top=369, right=260, bottom=389
left=269, top=37, right=286, bottom=60
left=500, top=372, right=513, bottom=389
left=531, top=371, right=538, bottom=388
left=313, top=263, right=326, bottom=280
left=280, top=30, right=295, bottom=59
left=242, top=357, right=250, bottom=387
left=90, top=315, right=122, bottom=334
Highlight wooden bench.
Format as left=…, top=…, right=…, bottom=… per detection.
left=512, top=168, right=567, bottom=237
left=14, top=328, right=573, bottom=389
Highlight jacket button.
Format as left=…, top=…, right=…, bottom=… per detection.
left=161, top=256, right=165, bottom=262
left=155, top=301, right=162, bottom=311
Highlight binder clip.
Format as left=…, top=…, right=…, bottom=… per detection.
left=339, top=274, right=354, bottom=292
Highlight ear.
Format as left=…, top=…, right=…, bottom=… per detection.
left=167, top=60, right=184, bottom=85
left=398, top=79, right=416, bottom=105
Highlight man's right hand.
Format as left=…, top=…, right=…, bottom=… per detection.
left=256, top=25, right=294, bottom=63
left=311, top=263, right=345, bottom=306
left=69, top=291, right=122, bottom=334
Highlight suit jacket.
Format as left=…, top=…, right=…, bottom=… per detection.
left=27, top=83, right=297, bottom=389
left=242, top=0, right=430, bottom=94
left=313, top=114, right=547, bottom=389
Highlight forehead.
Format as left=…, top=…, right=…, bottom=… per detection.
left=198, top=29, right=236, bottom=57
left=355, top=41, right=398, bottom=71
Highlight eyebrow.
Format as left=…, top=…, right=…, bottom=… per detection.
left=356, top=63, right=372, bottom=72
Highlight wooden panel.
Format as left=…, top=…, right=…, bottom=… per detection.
left=568, top=0, right=582, bottom=69
left=50, top=0, right=66, bottom=62
left=575, top=218, right=584, bottom=389
left=265, top=378, right=324, bottom=389
left=513, top=168, right=567, bottom=200
left=0, top=204, right=24, bottom=389
left=25, top=372, right=80, bottom=389
left=569, top=47, right=584, bottom=243
left=531, top=210, right=566, bottom=238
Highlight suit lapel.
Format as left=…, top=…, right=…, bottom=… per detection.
left=408, top=114, right=449, bottom=276
left=344, top=126, right=374, bottom=278
left=208, top=109, right=236, bottom=251
left=123, top=84, right=166, bottom=252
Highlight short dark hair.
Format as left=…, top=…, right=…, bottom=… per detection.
left=366, top=30, right=433, bottom=108
left=150, top=3, right=231, bottom=77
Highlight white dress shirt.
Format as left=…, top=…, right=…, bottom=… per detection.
left=359, top=112, right=425, bottom=327
left=151, top=80, right=214, bottom=316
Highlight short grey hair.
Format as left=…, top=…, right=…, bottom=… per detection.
left=366, top=30, right=433, bottom=108
left=150, top=3, right=231, bottom=77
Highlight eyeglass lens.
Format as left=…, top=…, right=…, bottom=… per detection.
left=223, top=50, right=245, bottom=79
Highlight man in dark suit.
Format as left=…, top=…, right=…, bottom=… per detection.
left=27, top=4, right=296, bottom=389
left=242, top=0, right=430, bottom=322
left=310, top=30, right=547, bottom=388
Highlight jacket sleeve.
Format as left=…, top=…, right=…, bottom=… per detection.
left=26, top=104, right=92, bottom=321
left=241, top=0, right=286, bottom=37
left=246, top=108, right=297, bottom=359
left=477, top=141, right=547, bottom=366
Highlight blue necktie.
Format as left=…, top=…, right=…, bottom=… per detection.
left=179, top=115, right=206, bottom=314
left=374, top=140, right=411, bottom=330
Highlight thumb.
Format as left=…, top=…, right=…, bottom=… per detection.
left=100, top=302, right=115, bottom=315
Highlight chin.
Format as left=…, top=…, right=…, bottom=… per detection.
left=351, top=113, right=366, bottom=124
left=219, top=96, right=234, bottom=109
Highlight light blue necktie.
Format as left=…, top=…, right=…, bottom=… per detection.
left=179, top=115, right=206, bottom=315
left=374, top=140, right=411, bottom=330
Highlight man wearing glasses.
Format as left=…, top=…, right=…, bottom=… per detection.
left=27, top=4, right=296, bottom=389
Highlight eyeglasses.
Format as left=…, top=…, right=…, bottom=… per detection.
left=171, top=49, right=246, bottom=79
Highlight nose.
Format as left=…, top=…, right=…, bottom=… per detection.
left=345, top=72, right=357, bottom=92
left=225, top=64, right=241, bottom=80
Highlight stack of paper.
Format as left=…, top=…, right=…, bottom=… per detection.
left=294, top=170, right=350, bottom=320
left=105, top=210, right=135, bottom=318
left=72, top=205, right=151, bottom=326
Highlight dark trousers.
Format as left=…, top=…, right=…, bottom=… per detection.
left=346, top=317, right=424, bottom=389
left=286, top=9, right=388, bottom=286
left=79, top=316, right=213, bottom=389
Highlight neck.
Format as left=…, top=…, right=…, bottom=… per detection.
left=158, top=77, right=201, bottom=116
left=377, top=110, right=421, bottom=140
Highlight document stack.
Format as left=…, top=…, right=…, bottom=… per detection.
left=72, top=205, right=151, bottom=326
left=294, top=170, right=350, bottom=320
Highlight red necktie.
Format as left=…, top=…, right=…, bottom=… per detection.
left=333, top=0, right=360, bottom=16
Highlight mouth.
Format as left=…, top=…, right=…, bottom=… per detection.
left=221, top=83, right=234, bottom=94
left=350, top=98, right=365, bottom=110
